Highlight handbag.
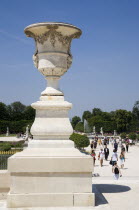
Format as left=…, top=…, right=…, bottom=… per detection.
left=109, top=160, right=112, bottom=165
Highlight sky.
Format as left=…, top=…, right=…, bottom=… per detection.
left=0, top=0, right=139, bottom=118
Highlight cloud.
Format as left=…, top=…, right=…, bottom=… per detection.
left=0, top=29, right=33, bottom=46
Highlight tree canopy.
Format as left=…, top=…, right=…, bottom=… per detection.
left=71, top=101, right=139, bottom=134
left=71, top=116, right=81, bottom=129
left=0, top=101, right=35, bottom=134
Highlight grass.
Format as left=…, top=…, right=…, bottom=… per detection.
left=0, top=134, right=16, bottom=137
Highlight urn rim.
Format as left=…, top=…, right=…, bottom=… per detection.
left=24, top=22, right=82, bottom=37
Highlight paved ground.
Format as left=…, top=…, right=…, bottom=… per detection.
left=92, top=143, right=139, bottom=210
left=0, top=143, right=138, bottom=210
left=0, top=137, right=23, bottom=142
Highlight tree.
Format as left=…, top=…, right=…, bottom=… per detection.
left=101, top=112, right=112, bottom=121
left=114, top=110, right=132, bottom=133
left=120, top=133, right=127, bottom=139
left=0, top=102, right=9, bottom=120
left=75, top=122, right=84, bottom=132
left=24, top=106, right=35, bottom=120
left=71, top=116, right=81, bottom=129
left=8, top=101, right=26, bottom=121
left=82, top=111, right=92, bottom=121
left=128, top=132, right=136, bottom=140
left=132, top=101, right=139, bottom=130
left=88, top=115, right=103, bottom=133
left=70, top=133, right=90, bottom=149
left=136, top=134, right=139, bottom=141
left=92, top=108, right=102, bottom=116
left=103, top=121, right=116, bottom=133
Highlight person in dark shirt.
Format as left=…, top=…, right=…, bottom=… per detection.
left=114, top=141, right=118, bottom=152
left=125, top=142, right=129, bottom=152
left=104, top=145, right=109, bottom=160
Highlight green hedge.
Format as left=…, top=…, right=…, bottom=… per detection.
left=0, top=141, right=25, bottom=151
left=0, top=120, right=33, bottom=134
left=120, top=132, right=127, bottom=139
left=70, top=133, right=90, bottom=149
left=128, top=132, right=136, bottom=140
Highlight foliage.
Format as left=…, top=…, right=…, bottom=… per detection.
left=24, top=106, right=35, bottom=120
left=0, top=101, right=35, bottom=134
left=71, top=116, right=81, bottom=129
left=137, top=134, right=139, bottom=140
left=88, top=115, right=103, bottom=133
left=113, top=109, right=132, bottom=133
left=92, top=108, right=102, bottom=116
left=128, top=132, right=136, bottom=140
left=70, top=133, right=90, bottom=149
left=132, top=101, right=139, bottom=130
left=0, top=102, right=9, bottom=120
left=74, top=122, right=84, bottom=132
left=73, top=106, right=137, bottom=134
left=0, top=141, right=25, bottom=151
left=8, top=101, right=26, bottom=121
left=0, top=101, right=35, bottom=122
left=82, top=111, right=92, bottom=121
left=0, top=120, right=33, bottom=134
left=120, top=133, right=127, bottom=139
left=10, top=140, right=25, bottom=148
left=0, top=143, right=12, bottom=151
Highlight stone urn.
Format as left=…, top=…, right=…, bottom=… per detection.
left=7, top=22, right=94, bottom=208
left=24, top=22, right=82, bottom=144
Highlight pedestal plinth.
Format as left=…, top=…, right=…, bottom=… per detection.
left=7, top=144, right=94, bottom=208
left=7, top=22, right=95, bottom=208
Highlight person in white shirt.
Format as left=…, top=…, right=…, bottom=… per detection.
left=129, top=139, right=132, bottom=145
left=111, top=149, right=118, bottom=166
left=98, top=148, right=105, bottom=167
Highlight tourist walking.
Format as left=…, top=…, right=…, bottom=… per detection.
left=98, top=138, right=102, bottom=147
left=104, top=138, right=107, bottom=146
left=111, top=137, right=114, bottom=147
left=104, top=145, right=109, bottom=161
left=94, top=140, right=97, bottom=149
left=91, top=150, right=96, bottom=165
left=90, top=140, right=94, bottom=149
left=114, top=141, right=118, bottom=152
left=111, top=149, right=118, bottom=166
left=129, top=139, right=132, bottom=145
left=98, top=148, right=105, bottom=167
left=112, top=162, right=122, bottom=180
left=119, top=151, right=125, bottom=169
left=126, top=142, right=129, bottom=152
left=121, top=144, right=126, bottom=155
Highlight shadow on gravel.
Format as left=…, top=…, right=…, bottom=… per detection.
left=92, top=184, right=131, bottom=206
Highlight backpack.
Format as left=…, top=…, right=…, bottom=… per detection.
left=114, top=167, right=119, bottom=174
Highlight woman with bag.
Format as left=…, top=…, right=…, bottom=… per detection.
left=112, top=162, right=122, bottom=180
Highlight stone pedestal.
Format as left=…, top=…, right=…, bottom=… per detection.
left=7, top=22, right=94, bottom=208
left=7, top=146, right=94, bottom=207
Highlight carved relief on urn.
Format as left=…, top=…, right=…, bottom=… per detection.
left=24, top=23, right=82, bottom=77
